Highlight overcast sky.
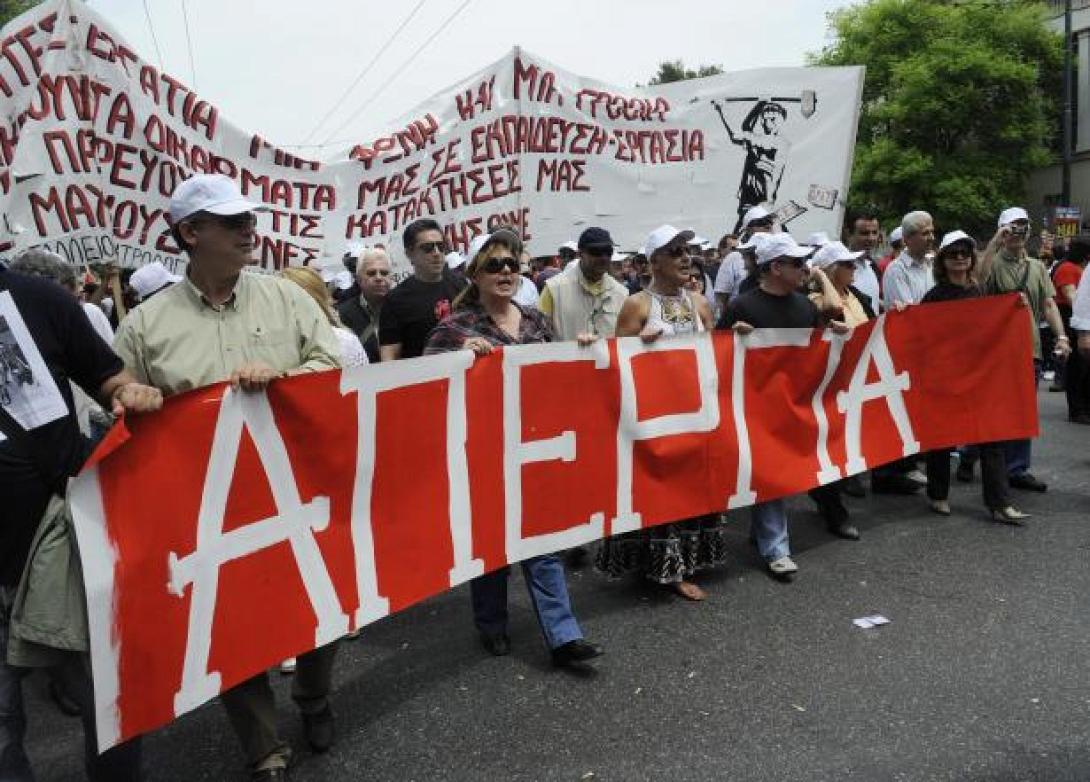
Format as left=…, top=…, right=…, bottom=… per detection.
left=87, top=0, right=846, bottom=157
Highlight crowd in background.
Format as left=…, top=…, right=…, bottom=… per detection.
left=2, top=172, right=1089, bottom=781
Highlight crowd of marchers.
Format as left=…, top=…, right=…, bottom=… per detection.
left=2, top=172, right=1089, bottom=781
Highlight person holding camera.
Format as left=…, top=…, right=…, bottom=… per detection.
left=966, top=207, right=1070, bottom=493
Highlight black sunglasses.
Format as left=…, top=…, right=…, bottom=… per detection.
left=659, top=244, right=687, bottom=259
left=945, top=246, right=973, bottom=259
left=206, top=212, right=256, bottom=231
left=776, top=257, right=807, bottom=269
left=415, top=240, right=446, bottom=254
left=480, top=256, right=519, bottom=274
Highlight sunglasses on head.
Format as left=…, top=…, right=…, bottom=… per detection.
left=415, top=240, right=446, bottom=254
left=480, top=256, right=519, bottom=274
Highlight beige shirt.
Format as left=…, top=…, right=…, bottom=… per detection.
left=114, top=270, right=341, bottom=397
left=810, top=290, right=869, bottom=328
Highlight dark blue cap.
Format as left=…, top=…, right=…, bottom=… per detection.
left=578, top=227, right=615, bottom=250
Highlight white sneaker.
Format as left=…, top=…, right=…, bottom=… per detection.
left=905, top=469, right=928, bottom=485
left=279, top=658, right=296, bottom=675
left=1043, top=370, right=1056, bottom=382
left=768, top=556, right=798, bottom=578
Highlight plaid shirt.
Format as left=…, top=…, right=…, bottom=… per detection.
left=424, top=302, right=554, bottom=354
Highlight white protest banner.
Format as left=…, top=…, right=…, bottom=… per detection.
left=0, top=0, right=863, bottom=281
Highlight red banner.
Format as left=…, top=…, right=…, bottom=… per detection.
left=70, top=296, right=1036, bottom=750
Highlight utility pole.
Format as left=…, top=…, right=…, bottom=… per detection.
left=1062, top=0, right=1073, bottom=205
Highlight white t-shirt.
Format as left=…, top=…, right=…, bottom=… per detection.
left=513, top=275, right=540, bottom=308
left=334, top=326, right=368, bottom=368
left=1070, top=269, right=1090, bottom=331
left=82, top=302, right=114, bottom=345
left=713, top=252, right=746, bottom=298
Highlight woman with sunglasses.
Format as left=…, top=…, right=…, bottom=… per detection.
left=596, top=225, right=723, bottom=601
left=423, top=229, right=603, bottom=669
left=920, top=230, right=1029, bottom=524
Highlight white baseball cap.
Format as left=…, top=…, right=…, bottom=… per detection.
left=755, top=233, right=813, bottom=266
left=998, top=207, right=1029, bottom=227
left=806, top=231, right=831, bottom=247
left=560, top=240, right=578, bottom=253
left=611, top=250, right=629, bottom=263
left=169, top=173, right=264, bottom=223
left=889, top=227, right=903, bottom=245
left=446, top=251, right=466, bottom=269
left=811, top=241, right=864, bottom=269
left=645, top=225, right=696, bottom=258
left=741, top=205, right=773, bottom=230
left=938, top=230, right=977, bottom=252
left=129, top=261, right=181, bottom=299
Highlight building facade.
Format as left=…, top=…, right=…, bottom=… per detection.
left=1026, top=0, right=1090, bottom=230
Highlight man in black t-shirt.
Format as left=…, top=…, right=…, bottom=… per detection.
left=720, top=234, right=852, bottom=582
left=0, top=267, right=161, bottom=781
left=379, top=219, right=468, bottom=361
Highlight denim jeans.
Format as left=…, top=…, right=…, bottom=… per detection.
left=470, top=555, right=582, bottom=650
left=750, top=500, right=790, bottom=562
left=0, top=585, right=142, bottom=782
left=0, top=586, right=33, bottom=782
left=1006, top=359, right=1042, bottom=478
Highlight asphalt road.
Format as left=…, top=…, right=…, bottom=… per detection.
left=23, top=390, right=1090, bottom=782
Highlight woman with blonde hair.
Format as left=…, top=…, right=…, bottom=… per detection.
left=280, top=266, right=368, bottom=368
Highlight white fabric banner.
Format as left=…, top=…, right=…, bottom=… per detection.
left=0, top=0, right=863, bottom=281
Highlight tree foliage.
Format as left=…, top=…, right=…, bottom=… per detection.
left=813, top=0, right=1063, bottom=236
left=648, top=60, right=725, bottom=85
left=0, top=0, right=34, bottom=27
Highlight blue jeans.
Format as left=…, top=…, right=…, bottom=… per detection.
left=1007, top=359, right=1042, bottom=478
left=0, top=586, right=33, bottom=782
left=750, top=500, right=790, bottom=562
left=470, top=555, right=582, bottom=650
left=0, top=585, right=142, bottom=782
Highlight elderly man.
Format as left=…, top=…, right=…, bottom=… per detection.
left=337, top=246, right=391, bottom=364
left=114, top=174, right=342, bottom=782
left=967, top=207, right=1069, bottom=492
left=882, top=211, right=935, bottom=308
left=719, top=234, right=849, bottom=581
left=379, top=219, right=466, bottom=361
left=539, top=227, right=629, bottom=341
left=714, top=205, right=775, bottom=310
left=0, top=262, right=161, bottom=782
left=843, top=207, right=883, bottom=311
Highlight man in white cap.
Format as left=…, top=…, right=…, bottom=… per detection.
left=129, top=261, right=181, bottom=303
left=882, top=211, right=935, bottom=308
left=719, top=234, right=849, bottom=581
left=113, top=173, right=342, bottom=781
left=877, top=226, right=903, bottom=278
left=965, top=206, right=1069, bottom=493
left=714, top=204, right=775, bottom=310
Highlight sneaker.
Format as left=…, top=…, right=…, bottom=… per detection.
left=1009, top=472, right=1047, bottom=492
left=905, top=469, right=928, bottom=486
left=768, top=556, right=798, bottom=581
left=279, top=658, right=296, bottom=675
left=1043, top=370, right=1056, bottom=382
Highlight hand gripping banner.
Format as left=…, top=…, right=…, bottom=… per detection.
left=69, top=296, right=1036, bottom=750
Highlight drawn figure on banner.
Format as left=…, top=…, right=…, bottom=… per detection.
left=712, top=91, right=817, bottom=233
left=0, top=317, right=35, bottom=406
left=0, top=293, right=68, bottom=429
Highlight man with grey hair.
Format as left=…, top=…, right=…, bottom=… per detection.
left=882, top=211, right=935, bottom=307
left=9, top=249, right=113, bottom=345
left=337, top=246, right=391, bottom=364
